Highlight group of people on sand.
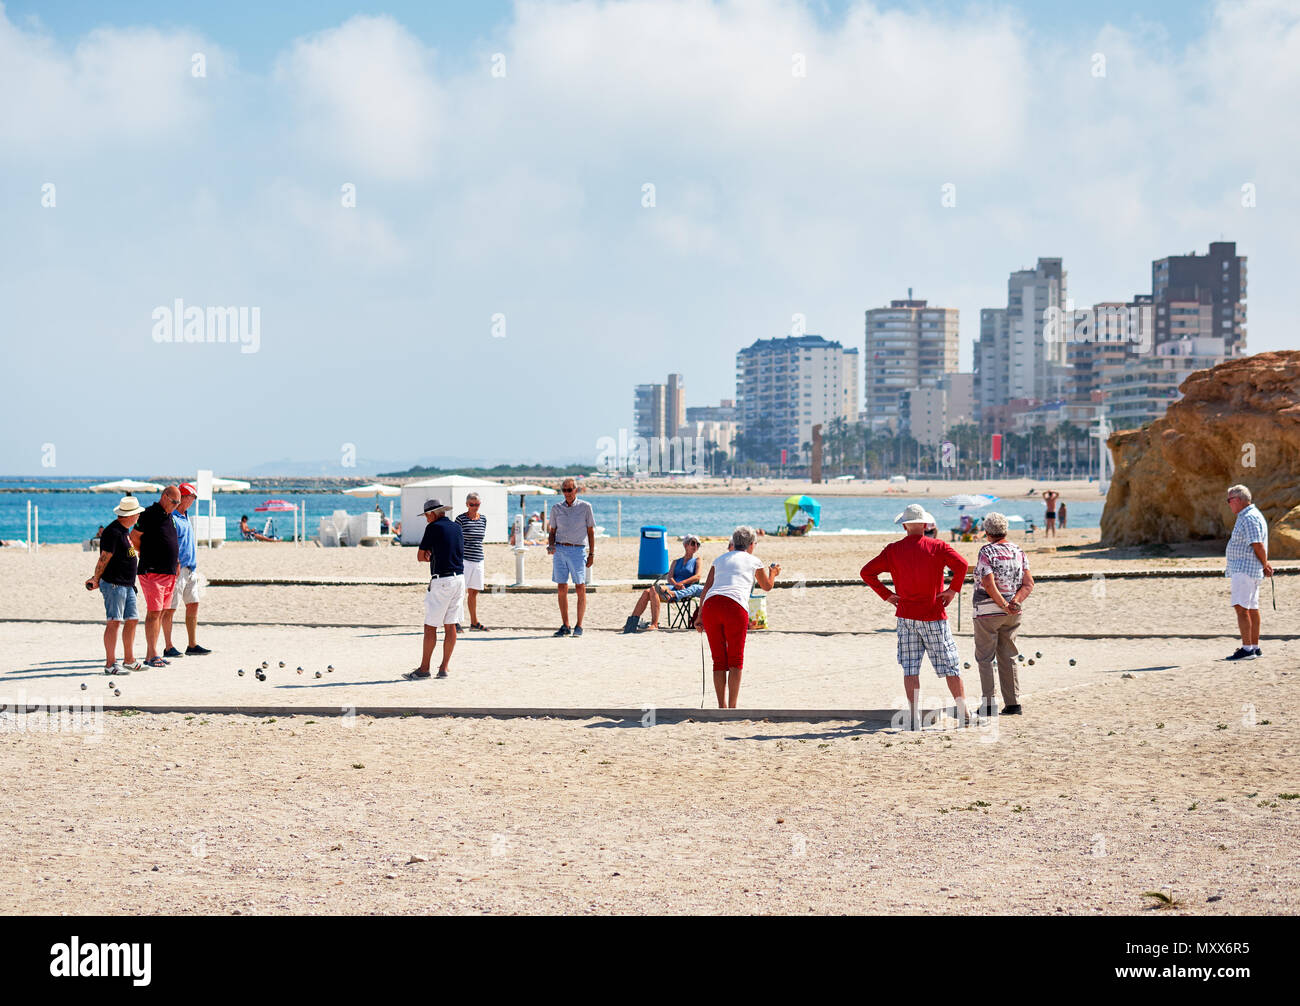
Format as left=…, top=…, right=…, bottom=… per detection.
left=89, top=478, right=1275, bottom=714
left=86, top=485, right=211, bottom=674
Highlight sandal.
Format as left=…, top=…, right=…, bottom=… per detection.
left=144, top=656, right=168, bottom=668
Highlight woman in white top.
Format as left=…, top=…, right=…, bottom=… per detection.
left=692, top=526, right=779, bottom=708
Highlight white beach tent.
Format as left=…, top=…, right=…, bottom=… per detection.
left=399, top=475, right=508, bottom=545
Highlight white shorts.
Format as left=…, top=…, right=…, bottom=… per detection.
left=463, top=559, right=485, bottom=591
left=1229, top=573, right=1261, bottom=609
left=168, top=567, right=205, bottom=608
left=424, top=575, right=464, bottom=626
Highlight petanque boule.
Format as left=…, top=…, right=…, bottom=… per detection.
left=279, top=661, right=285, bottom=668
left=113, top=689, right=120, bottom=697
left=1035, top=651, right=1042, bottom=659
left=297, top=667, right=303, bottom=674
left=1028, top=658, right=1035, bottom=665
left=237, top=668, right=245, bottom=676
left=1069, top=658, right=1077, bottom=666
left=81, top=683, right=87, bottom=691
left=327, top=665, right=334, bottom=673
left=315, top=671, right=322, bottom=679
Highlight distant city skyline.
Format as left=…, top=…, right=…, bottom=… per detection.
left=2, top=0, right=1294, bottom=473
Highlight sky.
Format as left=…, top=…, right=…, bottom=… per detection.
left=1, top=0, right=1295, bottom=476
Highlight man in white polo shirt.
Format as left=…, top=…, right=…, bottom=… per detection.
left=1224, top=484, right=1273, bottom=661
left=548, top=477, right=595, bottom=637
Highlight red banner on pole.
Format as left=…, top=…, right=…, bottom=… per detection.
left=991, top=434, right=1002, bottom=462
left=781, top=448, right=788, bottom=465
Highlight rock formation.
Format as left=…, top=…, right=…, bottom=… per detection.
left=1100, top=350, right=1300, bottom=557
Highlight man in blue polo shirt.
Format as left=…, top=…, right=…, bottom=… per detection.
left=163, top=483, right=211, bottom=658
left=405, top=498, right=464, bottom=680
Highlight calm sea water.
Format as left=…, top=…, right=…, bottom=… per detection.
left=0, top=479, right=1105, bottom=544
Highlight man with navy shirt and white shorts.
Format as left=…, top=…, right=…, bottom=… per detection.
left=405, top=498, right=464, bottom=680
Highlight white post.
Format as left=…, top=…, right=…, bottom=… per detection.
left=26, top=499, right=31, bottom=551
left=34, top=505, right=39, bottom=551
left=618, top=500, right=622, bottom=541
left=513, top=512, right=526, bottom=586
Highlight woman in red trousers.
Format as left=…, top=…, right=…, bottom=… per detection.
left=692, top=526, right=780, bottom=708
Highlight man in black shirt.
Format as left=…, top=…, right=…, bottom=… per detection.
left=404, top=498, right=464, bottom=680
left=85, top=495, right=145, bottom=673
left=131, top=485, right=181, bottom=667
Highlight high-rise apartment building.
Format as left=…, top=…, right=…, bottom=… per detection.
left=975, top=257, right=1068, bottom=429
left=899, top=372, right=976, bottom=446
left=1099, top=335, right=1226, bottom=429
left=736, top=335, right=859, bottom=464
left=632, top=373, right=686, bottom=441
left=864, top=295, right=959, bottom=432
left=1152, top=241, right=1246, bottom=356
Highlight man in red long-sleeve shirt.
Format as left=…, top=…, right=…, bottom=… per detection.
left=861, top=504, right=970, bottom=728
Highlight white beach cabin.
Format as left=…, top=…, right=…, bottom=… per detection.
left=399, top=475, right=508, bottom=546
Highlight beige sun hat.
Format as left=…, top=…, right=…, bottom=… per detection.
left=113, top=495, right=145, bottom=516
left=895, top=503, right=936, bottom=525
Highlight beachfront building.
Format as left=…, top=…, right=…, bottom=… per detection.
left=1098, top=335, right=1226, bottom=431
left=864, top=294, right=959, bottom=432
left=1152, top=241, right=1247, bottom=357
left=900, top=372, right=975, bottom=447
left=1065, top=299, right=1145, bottom=402
left=686, top=399, right=737, bottom=423
left=735, top=335, right=859, bottom=465
left=975, top=257, right=1068, bottom=429
left=632, top=373, right=686, bottom=442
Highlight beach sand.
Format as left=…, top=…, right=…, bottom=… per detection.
left=2, top=535, right=1296, bottom=914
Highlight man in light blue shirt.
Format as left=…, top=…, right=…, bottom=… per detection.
left=1224, top=484, right=1273, bottom=661
left=162, top=483, right=212, bottom=657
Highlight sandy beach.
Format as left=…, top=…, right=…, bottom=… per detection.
left=2, top=534, right=1296, bottom=914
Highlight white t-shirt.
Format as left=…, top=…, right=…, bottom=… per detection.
left=707, top=550, right=764, bottom=613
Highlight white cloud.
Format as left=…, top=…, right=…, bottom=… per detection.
left=273, top=15, right=444, bottom=181
left=0, top=5, right=219, bottom=149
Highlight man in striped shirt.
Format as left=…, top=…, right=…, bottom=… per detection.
left=1225, top=484, right=1273, bottom=660
left=456, top=493, right=490, bottom=631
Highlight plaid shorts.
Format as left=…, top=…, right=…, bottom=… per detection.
left=896, top=617, right=961, bottom=678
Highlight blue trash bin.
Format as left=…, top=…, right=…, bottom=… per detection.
left=638, top=525, right=669, bottom=578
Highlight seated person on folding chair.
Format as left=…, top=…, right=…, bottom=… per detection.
left=621, top=535, right=703, bottom=632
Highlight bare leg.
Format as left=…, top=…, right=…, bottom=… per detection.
left=712, top=668, right=727, bottom=708
left=122, top=620, right=137, bottom=664
left=726, top=668, right=743, bottom=708
left=574, top=582, right=587, bottom=628
left=440, top=623, right=457, bottom=672
left=904, top=675, right=920, bottom=730
left=632, top=588, right=653, bottom=617
left=945, top=674, right=969, bottom=724
left=418, top=624, right=437, bottom=672
left=161, top=607, right=176, bottom=650
left=1247, top=609, right=1261, bottom=647
left=557, top=584, right=569, bottom=627
left=1234, top=605, right=1250, bottom=645
left=185, top=603, right=199, bottom=648
left=648, top=591, right=661, bottom=628
left=103, top=622, right=120, bottom=667
left=144, top=610, right=163, bottom=659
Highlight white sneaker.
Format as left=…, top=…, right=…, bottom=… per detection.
left=121, top=660, right=143, bottom=671
left=104, top=662, right=130, bottom=675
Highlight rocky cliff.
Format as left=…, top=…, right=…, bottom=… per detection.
left=1100, top=350, right=1300, bottom=557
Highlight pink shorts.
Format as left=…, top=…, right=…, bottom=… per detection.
left=138, top=572, right=176, bottom=612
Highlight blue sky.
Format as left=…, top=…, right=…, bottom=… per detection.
left=1, top=0, right=1292, bottom=475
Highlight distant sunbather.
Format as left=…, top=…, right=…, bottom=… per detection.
left=239, top=515, right=275, bottom=542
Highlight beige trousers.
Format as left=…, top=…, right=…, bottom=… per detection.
left=973, top=613, right=1021, bottom=705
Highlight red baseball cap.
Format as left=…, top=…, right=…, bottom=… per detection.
left=179, top=482, right=198, bottom=497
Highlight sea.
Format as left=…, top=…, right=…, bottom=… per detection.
left=0, top=478, right=1105, bottom=545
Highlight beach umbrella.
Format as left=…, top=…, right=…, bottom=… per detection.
left=343, top=483, right=401, bottom=497
left=89, top=478, right=163, bottom=493
left=942, top=493, right=1000, bottom=509
left=212, top=477, right=251, bottom=492
left=783, top=494, right=821, bottom=527
left=343, top=483, right=401, bottom=525
left=254, top=499, right=297, bottom=512
left=504, top=484, right=556, bottom=540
